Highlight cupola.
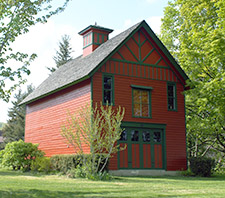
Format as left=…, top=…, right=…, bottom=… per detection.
left=78, top=24, right=113, bottom=57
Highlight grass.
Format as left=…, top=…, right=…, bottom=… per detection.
left=0, top=168, right=224, bottom=198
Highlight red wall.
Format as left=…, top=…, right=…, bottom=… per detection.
left=25, top=79, right=91, bottom=156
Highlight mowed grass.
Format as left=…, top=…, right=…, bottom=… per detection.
left=0, top=169, right=224, bottom=198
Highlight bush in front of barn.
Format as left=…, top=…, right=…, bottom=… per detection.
left=50, top=154, right=109, bottom=179
left=50, top=154, right=83, bottom=174
left=1, top=140, right=44, bottom=171
left=31, top=156, right=52, bottom=173
left=190, top=157, right=215, bottom=177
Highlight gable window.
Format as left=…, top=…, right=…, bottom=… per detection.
left=167, top=82, right=177, bottom=111
left=103, top=75, right=114, bottom=105
left=131, top=85, right=152, bottom=118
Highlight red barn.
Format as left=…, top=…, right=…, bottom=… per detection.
left=22, top=20, right=189, bottom=175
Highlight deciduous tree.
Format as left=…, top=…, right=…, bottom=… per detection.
left=160, top=0, right=225, bottom=157
left=61, top=103, right=125, bottom=175
left=0, top=0, right=70, bottom=101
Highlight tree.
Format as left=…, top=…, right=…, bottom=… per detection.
left=47, top=34, right=73, bottom=73
left=160, top=0, right=225, bottom=157
left=0, top=0, right=70, bottom=102
left=2, top=85, right=34, bottom=148
left=61, top=103, right=125, bottom=175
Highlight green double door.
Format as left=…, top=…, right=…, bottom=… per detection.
left=118, top=128, right=164, bottom=169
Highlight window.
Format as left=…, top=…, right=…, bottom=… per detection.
left=131, top=130, right=139, bottom=141
left=132, top=85, right=152, bottom=118
left=167, top=83, right=177, bottom=111
left=103, top=75, right=114, bottom=105
left=142, top=131, right=150, bottom=142
left=120, top=130, right=127, bottom=141
left=83, top=33, right=92, bottom=48
left=153, top=132, right=161, bottom=143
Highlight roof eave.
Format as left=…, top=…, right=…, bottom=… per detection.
left=20, top=75, right=90, bottom=105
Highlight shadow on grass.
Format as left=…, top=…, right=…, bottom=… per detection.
left=0, top=169, right=49, bottom=178
left=1, top=168, right=224, bottom=183
left=0, top=189, right=97, bottom=198
left=114, top=174, right=225, bottom=182
left=0, top=189, right=184, bottom=198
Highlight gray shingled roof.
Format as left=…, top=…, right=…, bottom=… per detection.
left=21, top=21, right=143, bottom=104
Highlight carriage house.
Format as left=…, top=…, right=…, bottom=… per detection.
left=22, top=20, right=189, bottom=174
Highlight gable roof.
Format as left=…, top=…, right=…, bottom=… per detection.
left=21, top=20, right=188, bottom=105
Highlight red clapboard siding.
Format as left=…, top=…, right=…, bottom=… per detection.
left=25, top=79, right=91, bottom=157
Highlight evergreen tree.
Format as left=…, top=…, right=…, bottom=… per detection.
left=47, top=34, right=73, bottom=73
left=1, top=85, right=34, bottom=148
left=160, top=0, right=225, bottom=157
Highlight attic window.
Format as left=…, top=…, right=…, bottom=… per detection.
left=103, top=75, right=114, bottom=105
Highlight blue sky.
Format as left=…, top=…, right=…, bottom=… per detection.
left=0, top=0, right=169, bottom=122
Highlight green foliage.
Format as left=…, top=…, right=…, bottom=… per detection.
left=180, top=168, right=195, bottom=177
left=0, top=149, right=4, bottom=164
left=2, top=85, right=34, bottom=148
left=61, top=103, right=125, bottom=177
left=0, top=122, right=5, bottom=130
left=0, top=0, right=70, bottom=101
left=66, top=165, right=86, bottom=178
left=214, top=153, right=225, bottom=175
left=1, top=140, right=44, bottom=171
left=86, top=171, right=112, bottom=181
left=160, top=0, right=225, bottom=158
left=190, top=157, right=215, bottom=177
left=50, top=154, right=108, bottom=176
left=66, top=165, right=111, bottom=181
left=31, top=157, right=51, bottom=173
left=47, top=34, right=73, bottom=73
left=50, top=154, right=83, bottom=174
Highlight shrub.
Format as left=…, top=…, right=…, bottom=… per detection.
left=190, top=157, right=215, bottom=177
left=1, top=140, right=44, bottom=171
left=50, top=154, right=108, bottom=174
left=31, top=157, right=52, bottom=173
left=50, top=154, right=83, bottom=174
left=0, top=150, right=4, bottom=164
left=180, top=168, right=195, bottom=176
left=66, top=165, right=86, bottom=178
left=86, top=171, right=112, bottom=181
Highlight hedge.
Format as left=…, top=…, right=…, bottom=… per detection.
left=50, top=154, right=108, bottom=174
left=190, top=157, right=215, bottom=177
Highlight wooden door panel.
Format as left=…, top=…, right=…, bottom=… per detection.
left=119, top=143, right=128, bottom=168
left=143, top=144, right=151, bottom=168
left=132, top=144, right=140, bottom=168
left=154, top=144, right=163, bottom=168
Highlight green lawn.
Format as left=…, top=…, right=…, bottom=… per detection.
left=0, top=169, right=224, bottom=198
